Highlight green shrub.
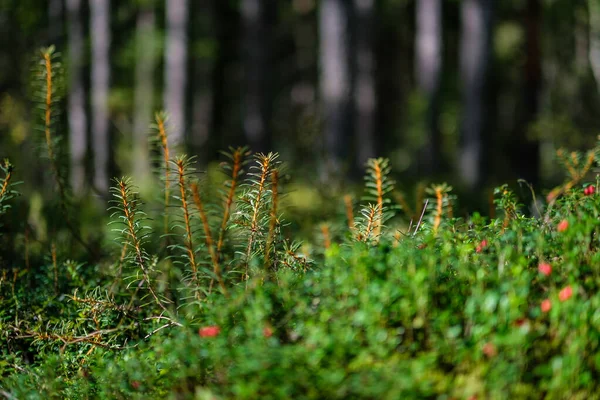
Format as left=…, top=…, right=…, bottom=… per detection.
left=3, top=47, right=600, bottom=400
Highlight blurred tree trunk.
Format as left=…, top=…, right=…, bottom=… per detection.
left=211, top=0, right=241, bottom=152
left=415, top=0, right=442, bottom=174
left=319, top=0, right=352, bottom=177
left=353, top=0, right=376, bottom=169
left=190, top=0, right=213, bottom=164
left=66, top=0, right=87, bottom=194
left=459, top=0, right=493, bottom=189
left=516, top=0, right=541, bottom=184
left=589, top=0, right=600, bottom=93
left=164, top=0, right=188, bottom=150
left=90, top=0, right=111, bottom=196
left=49, top=0, right=63, bottom=44
left=241, top=0, right=275, bottom=153
left=290, top=1, right=318, bottom=152
left=132, top=5, right=156, bottom=184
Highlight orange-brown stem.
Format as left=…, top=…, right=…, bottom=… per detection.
left=217, top=148, right=244, bottom=256
left=191, top=182, right=226, bottom=295
left=362, top=206, right=378, bottom=242
left=156, top=113, right=170, bottom=236
left=0, top=164, right=11, bottom=199
left=321, top=224, right=331, bottom=249
left=118, top=180, right=168, bottom=313
left=176, top=160, right=198, bottom=281
left=433, top=188, right=443, bottom=234
left=41, top=51, right=95, bottom=257
left=244, top=155, right=271, bottom=281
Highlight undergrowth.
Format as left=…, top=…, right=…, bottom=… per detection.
left=2, top=47, right=600, bottom=399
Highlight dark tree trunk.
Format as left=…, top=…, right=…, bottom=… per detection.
left=190, top=0, right=214, bottom=164
left=518, top=0, right=542, bottom=184
left=459, top=0, right=493, bottom=189
left=211, top=0, right=240, bottom=153
left=353, top=0, right=377, bottom=169
left=415, top=0, right=443, bottom=174
left=319, top=0, right=352, bottom=177
left=241, top=0, right=275, bottom=153
left=49, top=0, right=63, bottom=44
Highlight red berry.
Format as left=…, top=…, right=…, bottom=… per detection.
left=476, top=239, right=488, bottom=253
left=263, top=326, right=273, bottom=338
left=538, top=262, right=552, bottom=276
left=199, top=325, right=220, bottom=338
left=482, top=342, right=497, bottom=357
left=585, top=185, right=596, bottom=195
left=540, top=299, right=552, bottom=313
left=559, top=286, right=573, bottom=302
left=557, top=220, right=569, bottom=232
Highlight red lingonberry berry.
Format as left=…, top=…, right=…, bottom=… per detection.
left=559, top=286, right=573, bottom=302
left=557, top=220, right=569, bottom=232
left=585, top=185, right=596, bottom=196
left=199, top=325, right=220, bottom=338
left=476, top=239, right=488, bottom=253
left=263, top=326, right=273, bottom=338
left=540, top=299, right=552, bottom=313
left=482, top=342, right=497, bottom=357
left=538, top=262, right=552, bottom=276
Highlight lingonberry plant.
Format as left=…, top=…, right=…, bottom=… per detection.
left=3, top=47, right=600, bottom=399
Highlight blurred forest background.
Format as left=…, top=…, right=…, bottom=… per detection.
left=1, top=0, right=600, bottom=208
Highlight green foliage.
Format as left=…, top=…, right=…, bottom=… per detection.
left=31, top=46, right=65, bottom=187
left=6, top=140, right=600, bottom=397
left=8, top=46, right=600, bottom=399
left=0, top=159, right=17, bottom=218
left=233, top=152, right=281, bottom=279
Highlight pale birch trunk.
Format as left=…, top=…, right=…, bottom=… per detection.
left=415, top=0, right=442, bottom=174
left=133, top=6, right=156, bottom=184
left=190, top=0, right=212, bottom=160
left=164, top=0, right=188, bottom=150
left=66, top=0, right=87, bottom=194
left=90, top=0, right=111, bottom=196
left=353, top=0, right=376, bottom=168
left=319, top=0, right=351, bottom=175
left=459, top=0, right=493, bottom=188
left=589, top=0, right=600, bottom=93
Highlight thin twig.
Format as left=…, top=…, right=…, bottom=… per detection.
left=413, top=199, right=429, bottom=236
left=0, top=390, right=17, bottom=400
